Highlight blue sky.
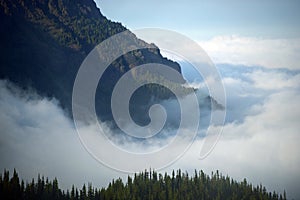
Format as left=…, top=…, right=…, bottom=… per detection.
left=96, top=0, right=300, bottom=40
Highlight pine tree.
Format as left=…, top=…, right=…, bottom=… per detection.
left=0, top=169, right=287, bottom=200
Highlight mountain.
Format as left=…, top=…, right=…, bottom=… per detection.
left=0, top=0, right=187, bottom=124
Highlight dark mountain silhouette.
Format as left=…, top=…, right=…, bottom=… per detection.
left=0, top=0, right=188, bottom=125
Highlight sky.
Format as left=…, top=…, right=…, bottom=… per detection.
left=96, top=0, right=300, bottom=40
left=1, top=0, right=300, bottom=199
left=97, top=0, right=300, bottom=69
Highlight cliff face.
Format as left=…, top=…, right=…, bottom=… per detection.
left=0, top=0, right=184, bottom=124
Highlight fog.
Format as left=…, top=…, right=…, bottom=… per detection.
left=0, top=64, right=300, bottom=198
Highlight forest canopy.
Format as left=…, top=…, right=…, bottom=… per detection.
left=0, top=169, right=286, bottom=200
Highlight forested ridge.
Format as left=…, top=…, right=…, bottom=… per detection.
left=0, top=0, right=186, bottom=124
left=0, top=169, right=286, bottom=200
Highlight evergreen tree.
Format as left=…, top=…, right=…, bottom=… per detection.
left=0, top=169, right=287, bottom=200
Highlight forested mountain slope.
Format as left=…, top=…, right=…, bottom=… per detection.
left=0, top=0, right=184, bottom=123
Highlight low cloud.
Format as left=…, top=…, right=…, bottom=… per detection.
left=180, top=66, right=300, bottom=199
left=0, top=63, right=300, bottom=198
left=199, top=35, right=300, bottom=70
left=172, top=89, right=300, bottom=199
left=0, top=80, right=122, bottom=190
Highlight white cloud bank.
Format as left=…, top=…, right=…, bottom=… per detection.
left=199, top=36, right=300, bottom=70
left=0, top=80, right=123, bottom=190
left=0, top=64, right=300, bottom=198
left=171, top=68, right=300, bottom=199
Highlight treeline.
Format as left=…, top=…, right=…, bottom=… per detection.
left=0, top=169, right=286, bottom=200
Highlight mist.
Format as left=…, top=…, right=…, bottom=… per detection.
left=0, top=63, right=300, bottom=198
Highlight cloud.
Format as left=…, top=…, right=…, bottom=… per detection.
left=0, top=63, right=300, bottom=198
left=248, top=70, right=300, bottom=90
left=0, top=80, right=123, bottom=190
left=168, top=79, right=300, bottom=199
left=0, top=79, right=210, bottom=183
left=199, top=35, right=300, bottom=70
left=168, top=66, right=300, bottom=199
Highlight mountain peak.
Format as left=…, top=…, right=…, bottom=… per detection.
left=0, top=0, right=185, bottom=124
left=1, top=0, right=102, bottom=18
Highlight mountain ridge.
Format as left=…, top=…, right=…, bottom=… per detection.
left=0, top=0, right=185, bottom=123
